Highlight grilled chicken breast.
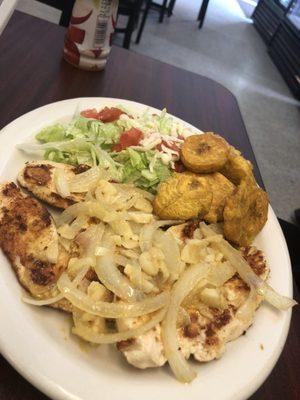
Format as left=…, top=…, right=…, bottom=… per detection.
left=18, top=161, right=88, bottom=209
left=0, top=182, right=69, bottom=300
left=117, top=222, right=268, bottom=369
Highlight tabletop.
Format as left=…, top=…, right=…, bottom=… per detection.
left=0, top=10, right=299, bottom=400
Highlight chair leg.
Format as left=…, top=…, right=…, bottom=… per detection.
left=59, top=0, right=75, bottom=27
left=167, top=0, right=176, bottom=17
left=123, top=29, right=132, bottom=49
left=198, top=0, right=209, bottom=29
left=159, top=0, right=168, bottom=23
left=136, top=0, right=151, bottom=44
left=123, top=12, right=136, bottom=49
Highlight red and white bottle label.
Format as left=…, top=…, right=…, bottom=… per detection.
left=64, top=0, right=118, bottom=70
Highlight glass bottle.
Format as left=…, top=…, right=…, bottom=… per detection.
left=63, top=0, right=119, bottom=71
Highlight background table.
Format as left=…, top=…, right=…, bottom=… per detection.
left=0, top=11, right=299, bottom=400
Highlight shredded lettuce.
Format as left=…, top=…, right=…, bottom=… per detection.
left=37, top=117, right=122, bottom=146
left=36, top=124, right=66, bottom=143
left=158, top=109, right=173, bottom=135
left=112, top=148, right=171, bottom=192
left=18, top=106, right=194, bottom=193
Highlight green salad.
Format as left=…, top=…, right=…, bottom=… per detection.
left=19, top=106, right=198, bottom=192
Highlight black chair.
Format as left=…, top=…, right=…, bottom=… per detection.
left=36, top=0, right=75, bottom=27
left=136, top=0, right=210, bottom=44
left=136, top=0, right=169, bottom=44
left=116, top=0, right=144, bottom=49
left=168, top=0, right=210, bottom=28
left=197, top=0, right=210, bottom=28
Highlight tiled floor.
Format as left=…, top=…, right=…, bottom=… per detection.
left=7, top=0, right=300, bottom=222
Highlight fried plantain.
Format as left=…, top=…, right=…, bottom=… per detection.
left=220, top=147, right=256, bottom=186
left=223, top=178, right=268, bottom=246
left=202, top=173, right=236, bottom=223
left=181, top=133, right=230, bottom=173
left=153, top=172, right=212, bottom=220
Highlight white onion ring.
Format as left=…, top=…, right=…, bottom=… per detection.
left=76, top=223, right=105, bottom=257
left=57, top=272, right=170, bottom=318
left=139, top=220, right=182, bottom=252
left=22, top=264, right=90, bottom=306
left=236, top=288, right=258, bottom=322
left=161, top=262, right=211, bottom=383
left=94, top=239, right=143, bottom=302
left=69, top=167, right=101, bottom=192
left=72, top=307, right=167, bottom=344
left=58, top=201, right=119, bottom=226
left=200, top=223, right=296, bottom=310
left=54, top=168, right=70, bottom=198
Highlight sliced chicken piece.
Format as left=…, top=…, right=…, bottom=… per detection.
left=117, top=316, right=166, bottom=368
left=0, top=182, right=69, bottom=300
left=117, top=222, right=269, bottom=369
left=18, top=161, right=89, bottom=209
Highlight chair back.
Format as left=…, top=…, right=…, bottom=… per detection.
left=0, top=0, right=19, bottom=36
left=35, top=0, right=75, bottom=26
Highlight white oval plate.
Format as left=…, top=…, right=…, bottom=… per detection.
left=0, top=98, right=293, bottom=400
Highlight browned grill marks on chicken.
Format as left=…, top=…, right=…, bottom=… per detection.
left=118, top=224, right=270, bottom=368
left=2, top=182, right=19, bottom=197
left=213, top=309, right=231, bottom=329
left=24, top=164, right=52, bottom=186
left=204, top=310, right=231, bottom=345
left=15, top=214, right=27, bottom=231
left=0, top=189, right=52, bottom=258
left=228, top=304, right=237, bottom=313
left=18, top=161, right=87, bottom=210
left=182, top=219, right=200, bottom=240
left=182, top=308, right=232, bottom=343
left=226, top=274, right=249, bottom=292
left=205, top=335, right=219, bottom=346
left=89, top=216, right=101, bottom=225
left=0, top=203, right=50, bottom=261
left=117, top=338, right=136, bottom=350
left=242, top=246, right=266, bottom=276
left=189, top=310, right=199, bottom=323
left=204, top=324, right=219, bottom=346
left=85, top=268, right=98, bottom=282
left=41, top=209, right=52, bottom=226
left=183, top=323, right=200, bottom=338
left=50, top=192, right=76, bottom=208
left=27, top=258, right=56, bottom=285
left=0, top=183, right=69, bottom=299
left=72, top=164, right=91, bottom=174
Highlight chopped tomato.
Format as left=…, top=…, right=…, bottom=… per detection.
left=97, top=107, right=125, bottom=122
left=156, top=140, right=180, bottom=152
left=80, top=107, right=125, bottom=122
left=174, top=161, right=186, bottom=172
left=80, top=108, right=99, bottom=119
left=112, top=143, right=122, bottom=152
left=113, top=128, right=143, bottom=151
